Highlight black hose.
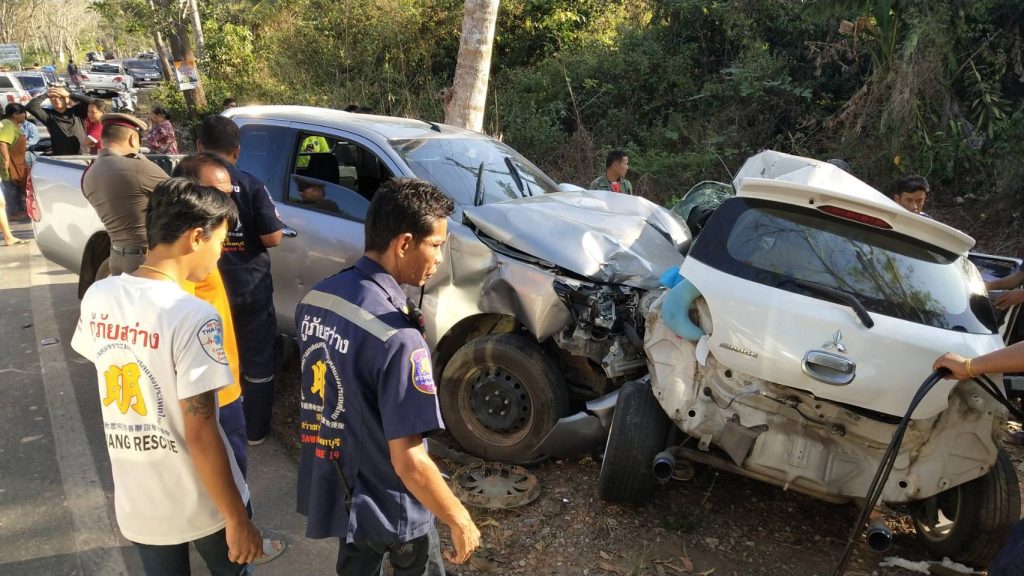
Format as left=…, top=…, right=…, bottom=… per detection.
left=830, top=369, right=949, bottom=576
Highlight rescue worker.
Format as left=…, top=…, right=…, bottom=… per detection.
left=295, top=178, right=480, bottom=575
left=196, top=115, right=284, bottom=446
left=82, top=113, right=168, bottom=275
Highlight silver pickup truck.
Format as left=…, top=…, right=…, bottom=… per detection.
left=27, top=105, right=691, bottom=462
left=78, top=62, right=134, bottom=95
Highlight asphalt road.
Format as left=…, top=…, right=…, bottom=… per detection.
left=0, top=223, right=336, bottom=575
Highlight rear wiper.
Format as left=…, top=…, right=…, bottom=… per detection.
left=473, top=162, right=485, bottom=206
left=786, top=278, right=875, bottom=329
left=504, top=156, right=526, bottom=196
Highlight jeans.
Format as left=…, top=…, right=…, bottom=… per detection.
left=1, top=180, right=21, bottom=216
left=336, top=525, right=446, bottom=576
left=134, top=527, right=251, bottom=576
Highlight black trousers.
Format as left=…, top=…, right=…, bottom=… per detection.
left=336, top=525, right=445, bottom=576
left=230, top=297, right=278, bottom=441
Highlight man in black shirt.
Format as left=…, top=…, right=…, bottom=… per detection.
left=26, top=86, right=93, bottom=155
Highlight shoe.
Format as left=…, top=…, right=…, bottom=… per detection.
left=253, top=537, right=285, bottom=565
left=2, top=238, right=29, bottom=247
left=247, top=436, right=267, bottom=446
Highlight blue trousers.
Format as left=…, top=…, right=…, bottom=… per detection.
left=134, top=527, right=251, bottom=576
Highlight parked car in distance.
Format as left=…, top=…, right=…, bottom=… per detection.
left=0, top=73, right=31, bottom=105
left=123, top=59, right=163, bottom=86
left=78, top=62, right=133, bottom=95
left=12, top=71, right=55, bottom=97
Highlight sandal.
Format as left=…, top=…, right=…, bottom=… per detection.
left=2, top=238, right=28, bottom=247
left=253, top=537, right=286, bottom=565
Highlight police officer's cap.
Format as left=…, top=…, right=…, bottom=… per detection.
left=100, top=113, right=148, bottom=132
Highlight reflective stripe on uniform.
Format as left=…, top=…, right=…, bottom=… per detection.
left=300, top=289, right=398, bottom=342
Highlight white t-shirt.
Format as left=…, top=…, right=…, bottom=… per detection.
left=71, top=274, right=250, bottom=545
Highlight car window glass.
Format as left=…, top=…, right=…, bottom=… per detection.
left=712, top=200, right=996, bottom=333
left=14, top=75, right=43, bottom=89
left=392, top=136, right=559, bottom=207
left=291, top=131, right=393, bottom=205
left=287, top=174, right=369, bottom=222
left=0, top=77, right=14, bottom=89
left=91, top=64, right=119, bottom=73
left=237, top=123, right=290, bottom=195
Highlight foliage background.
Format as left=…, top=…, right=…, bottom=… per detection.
left=95, top=0, right=1024, bottom=247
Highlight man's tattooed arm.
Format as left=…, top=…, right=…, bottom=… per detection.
left=184, top=391, right=216, bottom=419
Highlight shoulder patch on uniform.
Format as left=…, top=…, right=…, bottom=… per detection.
left=409, top=348, right=435, bottom=394
left=196, top=319, right=229, bottom=365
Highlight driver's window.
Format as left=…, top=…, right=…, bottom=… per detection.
left=288, top=174, right=369, bottom=222
left=292, top=131, right=393, bottom=204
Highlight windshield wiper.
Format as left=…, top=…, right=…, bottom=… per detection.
left=503, top=156, right=527, bottom=197
left=473, top=162, right=485, bottom=207
left=786, top=278, right=875, bottom=329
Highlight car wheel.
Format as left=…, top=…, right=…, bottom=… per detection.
left=440, top=333, right=568, bottom=463
left=598, top=379, right=671, bottom=505
left=911, top=449, right=1022, bottom=567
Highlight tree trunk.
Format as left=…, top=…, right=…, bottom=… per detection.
left=152, top=30, right=175, bottom=84
left=167, top=18, right=207, bottom=110
left=445, top=0, right=500, bottom=132
left=187, top=0, right=205, bottom=59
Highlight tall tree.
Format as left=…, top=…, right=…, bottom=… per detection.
left=155, top=0, right=206, bottom=109
left=445, top=0, right=499, bottom=131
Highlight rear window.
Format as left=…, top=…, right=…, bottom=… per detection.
left=690, top=198, right=997, bottom=334
left=91, top=64, right=120, bottom=74
left=0, top=77, right=14, bottom=89
left=124, top=60, right=158, bottom=70
left=15, top=75, right=44, bottom=89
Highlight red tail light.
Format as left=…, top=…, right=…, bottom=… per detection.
left=26, top=166, right=40, bottom=222
left=818, top=205, right=892, bottom=229
left=113, top=76, right=122, bottom=82
left=5, top=94, right=12, bottom=103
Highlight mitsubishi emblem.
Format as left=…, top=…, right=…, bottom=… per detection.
left=823, top=330, right=846, bottom=353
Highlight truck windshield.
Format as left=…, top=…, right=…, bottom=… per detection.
left=391, top=136, right=559, bottom=206
left=14, top=75, right=44, bottom=90
left=693, top=198, right=997, bottom=334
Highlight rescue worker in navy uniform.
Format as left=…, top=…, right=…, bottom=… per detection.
left=295, top=178, right=480, bottom=575
left=196, top=115, right=284, bottom=446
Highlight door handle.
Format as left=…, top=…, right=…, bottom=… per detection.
left=802, top=350, right=856, bottom=386
left=282, top=226, right=298, bottom=238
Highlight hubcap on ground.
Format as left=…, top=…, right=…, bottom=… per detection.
left=452, top=463, right=540, bottom=509
left=468, top=367, right=530, bottom=434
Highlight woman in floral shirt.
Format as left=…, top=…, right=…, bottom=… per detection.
left=145, top=106, right=178, bottom=154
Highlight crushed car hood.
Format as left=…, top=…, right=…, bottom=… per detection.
left=463, top=190, right=689, bottom=289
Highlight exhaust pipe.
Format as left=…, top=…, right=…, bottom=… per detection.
left=652, top=450, right=676, bottom=484
left=866, top=518, right=893, bottom=551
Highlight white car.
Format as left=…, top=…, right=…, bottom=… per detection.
left=599, top=151, right=1019, bottom=568
left=78, top=62, right=134, bottom=95
left=0, top=73, right=31, bottom=106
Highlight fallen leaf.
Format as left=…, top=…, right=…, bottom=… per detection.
left=597, top=560, right=625, bottom=574
left=679, top=556, right=694, bottom=572
left=695, top=569, right=715, bottom=576
left=656, top=564, right=666, bottom=576
left=599, top=551, right=611, bottom=560
left=468, top=554, right=501, bottom=573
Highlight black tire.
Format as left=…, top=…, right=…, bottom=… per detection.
left=598, top=379, right=671, bottom=504
left=439, top=334, right=568, bottom=463
left=911, top=449, right=1022, bottom=567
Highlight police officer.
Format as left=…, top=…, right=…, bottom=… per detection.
left=82, top=113, right=168, bottom=275
left=196, top=115, right=284, bottom=446
left=295, top=178, right=480, bottom=575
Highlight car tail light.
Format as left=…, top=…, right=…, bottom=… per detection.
left=113, top=76, right=122, bottom=82
left=5, top=94, right=13, bottom=103
left=818, top=205, right=893, bottom=229
left=26, top=166, right=40, bottom=222
left=20, top=94, right=28, bottom=102
left=80, top=73, right=89, bottom=80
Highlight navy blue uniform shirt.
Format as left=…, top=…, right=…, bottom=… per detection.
left=219, top=165, right=282, bottom=306
left=295, top=257, right=444, bottom=544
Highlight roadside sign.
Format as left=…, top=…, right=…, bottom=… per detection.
left=0, top=44, right=21, bottom=64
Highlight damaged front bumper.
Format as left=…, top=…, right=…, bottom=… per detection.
left=531, top=389, right=619, bottom=459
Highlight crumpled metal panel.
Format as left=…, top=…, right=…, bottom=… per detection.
left=464, top=190, right=690, bottom=289
left=478, top=254, right=572, bottom=340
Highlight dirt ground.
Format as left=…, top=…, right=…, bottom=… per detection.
left=270, top=356, right=1024, bottom=576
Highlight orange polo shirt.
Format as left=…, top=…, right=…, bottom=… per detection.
left=179, top=268, right=242, bottom=407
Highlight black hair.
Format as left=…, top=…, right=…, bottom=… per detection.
left=145, top=177, right=238, bottom=249
left=364, top=178, right=454, bottom=253
left=196, top=115, right=240, bottom=154
left=172, top=152, right=234, bottom=181
left=100, top=123, right=136, bottom=143
left=150, top=105, right=170, bottom=120
left=826, top=158, right=851, bottom=173
left=222, top=97, right=237, bottom=108
left=894, top=175, right=930, bottom=196
left=605, top=149, right=628, bottom=168
left=4, top=102, right=26, bottom=117
left=89, top=99, right=111, bottom=114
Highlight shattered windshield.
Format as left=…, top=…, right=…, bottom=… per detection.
left=391, top=136, right=559, bottom=207
left=696, top=198, right=997, bottom=334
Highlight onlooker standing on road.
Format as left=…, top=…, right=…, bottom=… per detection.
left=67, top=59, right=82, bottom=90
left=84, top=99, right=110, bottom=154
left=295, top=178, right=480, bottom=575
left=590, top=150, right=634, bottom=195
left=19, top=110, right=39, bottom=168
left=1, top=104, right=28, bottom=219
left=892, top=175, right=931, bottom=217
left=146, top=106, right=179, bottom=154
left=81, top=113, right=169, bottom=275
left=26, top=86, right=94, bottom=155
left=197, top=115, right=284, bottom=446
left=72, top=177, right=263, bottom=575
